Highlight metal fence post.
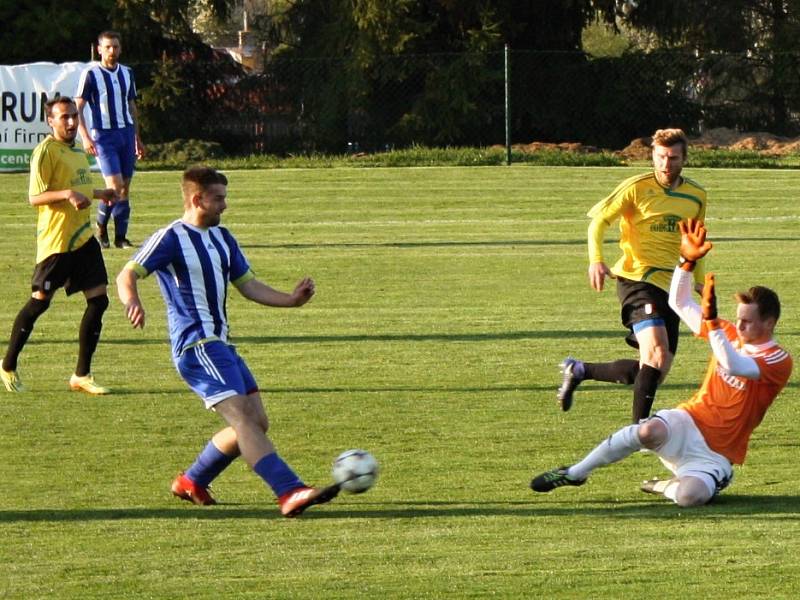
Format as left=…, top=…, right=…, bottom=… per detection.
left=504, top=44, right=511, bottom=165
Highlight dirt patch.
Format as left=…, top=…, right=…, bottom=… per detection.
left=516, top=127, right=800, bottom=158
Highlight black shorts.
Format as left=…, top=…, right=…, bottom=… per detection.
left=31, top=237, right=108, bottom=296
left=616, top=277, right=680, bottom=354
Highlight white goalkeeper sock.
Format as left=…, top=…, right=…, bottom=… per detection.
left=567, top=424, right=643, bottom=480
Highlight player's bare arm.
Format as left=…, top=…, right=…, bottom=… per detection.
left=94, top=188, right=119, bottom=205
left=129, top=100, right=146, bottom=159
left=116, top=268, right=146, bottom=328
left=74, top=97, right=97, bottom=156
left=29, top=189, right=92, bottom=209
left=237, top=277, right=316, bottom=308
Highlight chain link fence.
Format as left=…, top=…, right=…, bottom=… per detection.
left=135, top=49, right=800, bottom=155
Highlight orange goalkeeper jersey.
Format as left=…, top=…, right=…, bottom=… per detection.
left=678, top=320, right=793, bottom=465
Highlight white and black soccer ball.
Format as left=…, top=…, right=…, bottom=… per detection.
left=332, top=449, right=379, bottom=494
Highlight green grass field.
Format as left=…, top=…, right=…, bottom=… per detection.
left=0, top=166, right=798, bottom=598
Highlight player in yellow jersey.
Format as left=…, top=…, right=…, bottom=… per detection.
left=531, top=220, right=792, bottom=507
left=0, top=97, right=117, bottom=394
left=558, top=128, right=708, bottom=422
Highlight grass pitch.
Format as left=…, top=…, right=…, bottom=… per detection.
left=0, top=166, right=798, bottom=598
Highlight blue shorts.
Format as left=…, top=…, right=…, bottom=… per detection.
left=92, top=126, right=136, bottom=179
left=175, top=341, right=258, bottom=409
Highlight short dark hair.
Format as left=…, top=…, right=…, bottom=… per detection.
left=45, top=95, right=76, bottom=118
left=98, top=30, right=121, bottom=43
left=735, top=286, right=781, bottom=322
left=182, top=166, right=228, bottom=196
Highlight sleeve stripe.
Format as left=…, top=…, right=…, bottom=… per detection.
left=765, top=349, right=789, bottom=364
left=133, top=221, right=176, bottom=265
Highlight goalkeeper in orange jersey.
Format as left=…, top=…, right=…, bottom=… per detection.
left=531, top=219, right=792, bottom=507
left=558, top=128, right=707, bottom=422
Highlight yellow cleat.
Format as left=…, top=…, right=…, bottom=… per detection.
left=1, top=368, right=25, bottom=392
left=69, top=374, right=110, bottom=395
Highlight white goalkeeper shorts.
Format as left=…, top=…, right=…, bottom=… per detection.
left=651, top=408, right=734, bottom=497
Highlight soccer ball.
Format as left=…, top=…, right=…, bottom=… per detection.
left=332, top=449, right=379, bottom=494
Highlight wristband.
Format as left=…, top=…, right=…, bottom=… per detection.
left=679, top=256, right=696, bottom=271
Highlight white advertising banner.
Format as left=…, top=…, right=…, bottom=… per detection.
left=0, top=62, right=91, bottom=172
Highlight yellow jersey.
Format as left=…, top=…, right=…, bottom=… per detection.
left=28, top=135, right=94, bottom=263
left=588, top=172, right=707, bottom=292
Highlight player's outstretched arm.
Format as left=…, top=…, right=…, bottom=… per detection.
left=702, top=273, right=761, bottom=378
left=116, top=267, right=146, bottom=328
left=237, top=277, right=316, bottom=308
left=668, top=267, right=702, bottom=334
left=678, top=218, right=712, bottom=270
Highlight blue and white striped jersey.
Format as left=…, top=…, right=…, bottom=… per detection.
left=129, top=220, right=254, bottom=358
left=76, top=62, right=137, bottom=130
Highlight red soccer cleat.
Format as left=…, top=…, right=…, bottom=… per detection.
left=278, top=485, right=339, bottom=518
left=171, top=472, right=217, bottom=506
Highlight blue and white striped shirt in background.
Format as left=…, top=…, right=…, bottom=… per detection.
left=130, top=220, right=253, bottom=359
left=76, top=63, right=138, bottom=130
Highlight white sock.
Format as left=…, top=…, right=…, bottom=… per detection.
left=567, top=424, right=642, bottom=480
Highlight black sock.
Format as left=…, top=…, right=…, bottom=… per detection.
left=76, top=295, right=109, bottom=377
left=3, top=297, right=51, bottom=371
left=632, top=364, right=662, bottom=423
left=583, top=359, right=640, bottom=384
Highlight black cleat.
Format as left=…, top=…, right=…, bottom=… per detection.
left=557, top=357, right=584, bottom=411
left=530, top=466, right=586, bottom=493
left=97, top=226, right=110, bottom=249
left=114, top=237, right=134, bottom=249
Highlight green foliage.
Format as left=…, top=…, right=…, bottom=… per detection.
left=136, top=145, right=625, bottom=170
left=0, top=166, right=798, bottom=598
left=688, top=149, right=793, bottom=168
left=137, top=145, right=800, bottom=171
left=252, top=1, right=604, bottom=152
left=144, top=138, right=224, bottom=164
left=137, top=57, right=186, bottom=143
left=613, top=0, right=800, bottom=54
left=0, top=0, right=113, bottom=63
left=582, top=19, right=631, bottom=57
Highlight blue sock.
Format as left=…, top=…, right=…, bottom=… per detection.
left=97, top=202, right=111, bottom=226
left=253, top=452, right=304, bottom=497
left=112, top=199, right=130, bottom=239
left=185, top=441, right=237, bottom=488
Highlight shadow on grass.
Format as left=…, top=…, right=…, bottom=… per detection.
left=241, top=236, right=800, bottom=251
left=29, top=330, right=624, bottom=346
left=26, top=330, right=800, bottom=347
left=243, top=239, right=588, bottom=250
left=3, top=495, right=800, bottom=522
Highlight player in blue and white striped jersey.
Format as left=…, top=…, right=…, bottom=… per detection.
left=126, top=218, right=251, bottom=360
left=76, top=31, right=145, bottom=250
left=116, top=167, right=338, bottom=517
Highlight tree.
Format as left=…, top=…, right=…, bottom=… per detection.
left=0, top=0, right=234, bottom=64
left=0, top=0, right=114, bottom=63
left=607, top=0, right=800, bottom=133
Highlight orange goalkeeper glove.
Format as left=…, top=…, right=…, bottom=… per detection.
left=678, top=218, right=712, bottom=271
left=701, top=272, right=718, bottom=321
